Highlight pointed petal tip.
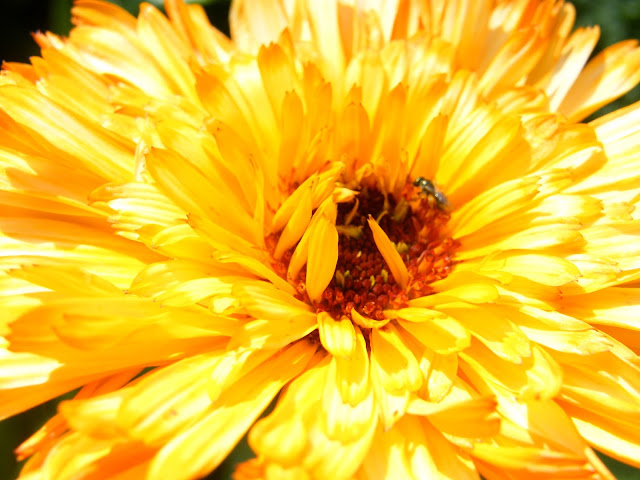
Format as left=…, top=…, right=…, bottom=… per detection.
left=366, top=215, right=409, bottom=289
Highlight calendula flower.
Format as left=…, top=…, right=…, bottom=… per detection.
left=2, top=0, right=640, bottom=478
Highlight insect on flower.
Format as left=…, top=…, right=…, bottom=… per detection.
left=413, top=176, right=449, bottom=209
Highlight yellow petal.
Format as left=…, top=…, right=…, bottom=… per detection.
left=164, top=0, right=233, bottom=65
left=400, top=315, right=471, bottom=354
left=137, top=3, right=197, bottom=100
left=258, top=42, right=298, bottom=122
left=472, top=444, right=597, bottom=477
left=366, top=215, right=409, bottom=289
left=0, top=85, right=133, bottom=182
left=422, top=396, right=500, bottom=439
left=545, top=27, right=600, bottom=112
left=145, top=147, right=261, bottom=246
left=560, top=287, right=640, bottom=331
left=384, top=307, right=446, bottom=322
left=317, top=312, right=356, bottom=358
left=273, top=183, right=312, bottom=259
left=566, top=403, right=640, bottom=469
left=304, top=0, right=345, bottom=80
left=214, top=250, right=296, bottom=296
left=409, top=282, right=499, bottom=307
left=441, top=303, right=531, bottom=364
left=322, top=355, right=375, bottom=442
left=0, top=217, right=158, bottom=289
left=333, top=326, right=370, bottom=405
left=360, top=418, right=440, bottom=480
left=369, top=325, right=423, bottom=429
left=116, top=349, right=272, bottom=446
left=231, top=280, right=312, bottom=319
left=460, top=342, right=562, bottom=401
left=370, top=325, right=422, bottom=393
left=228, top=314, right=317, bottom=351
left=250, top=358, right=376, bottom=479
left=306, top=200, right=339, bottom=303
left=422, top=350, right=458, bottom=403
left=229, top=0, right=291, bottom=53
left=148, top=341, right=317, bottom=480
left=560, top=40, right=640, bottom=122
left=450, top=175, right=539, bottom=238
left=514, top=305, right=632, bottom=358
left=466, top=251, right=582, bottom=287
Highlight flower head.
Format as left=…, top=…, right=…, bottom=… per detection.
left=2, top=0, right=640, bottom=479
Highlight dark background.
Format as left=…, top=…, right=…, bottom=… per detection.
left=1, top=0, right=640, bottom=478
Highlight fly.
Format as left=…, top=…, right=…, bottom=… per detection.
left=413, top=177, right=449, bottom=209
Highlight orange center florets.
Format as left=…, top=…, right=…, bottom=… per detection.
left=272, top=181, right=458, bottom=321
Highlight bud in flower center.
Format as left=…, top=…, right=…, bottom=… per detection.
left=272, top=180, right=458, bottom=322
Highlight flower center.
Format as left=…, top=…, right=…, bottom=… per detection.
left=272, top=180, right=458, bottom=321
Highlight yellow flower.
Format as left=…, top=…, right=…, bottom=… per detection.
left=2, top=0, right=640, bottom=479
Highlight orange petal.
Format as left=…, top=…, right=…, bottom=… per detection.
left=366, top=215, right=409, bottom=289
